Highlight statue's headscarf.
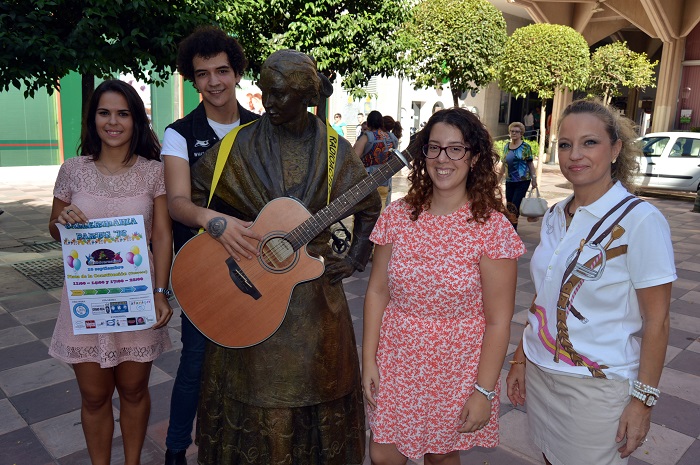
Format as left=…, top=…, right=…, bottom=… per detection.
left=261, top=50, right=333, bottom=106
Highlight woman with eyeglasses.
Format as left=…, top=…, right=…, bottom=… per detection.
left=362, top=108, right=524, bottom=465
left=499, top=121, right=537, bottom=231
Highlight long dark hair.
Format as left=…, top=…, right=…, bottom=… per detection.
left=405, top=107, right=508, bottom=223
left=79, top=79, right=161, bottom=162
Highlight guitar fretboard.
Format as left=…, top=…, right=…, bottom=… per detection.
left=285, top=148, right=413, bottom=250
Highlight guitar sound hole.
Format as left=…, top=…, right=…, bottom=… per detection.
left=260, top=236, right=297, bottom=272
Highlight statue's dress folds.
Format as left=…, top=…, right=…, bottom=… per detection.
left=191, top=113, right=380, bottom=465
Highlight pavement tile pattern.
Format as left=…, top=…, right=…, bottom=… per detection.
left=0, top=165, right=698, bottom=465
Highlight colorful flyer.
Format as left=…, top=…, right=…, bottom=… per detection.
left=57, top=215, right=157, bottom=335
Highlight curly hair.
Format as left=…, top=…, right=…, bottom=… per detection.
left=404, top=108, right=508, bottom=223
left=508, top=121, right=525, bottom=136
left=79, top=80, right=160, bottom=162
left=558, top=98, right=640, bottom=192
left=177, top=26, right=248, bottom=82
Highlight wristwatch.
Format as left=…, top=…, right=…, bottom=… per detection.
left=631, top=389, right=658, bottom=407
left=154, top=287, right=173, bottom=299
left=474, top=383, right=497, bottom=401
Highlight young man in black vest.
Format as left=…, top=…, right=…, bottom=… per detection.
left=160, top=26, right=259, bottom=465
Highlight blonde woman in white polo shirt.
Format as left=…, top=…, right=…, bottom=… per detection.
left=506, top=99, right=675, bottom=465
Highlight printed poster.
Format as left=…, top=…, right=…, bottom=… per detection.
left=57, top=215, right=157, bottom=335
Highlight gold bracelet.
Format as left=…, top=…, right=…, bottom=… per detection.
left=509, top=360, right=526, bottom=365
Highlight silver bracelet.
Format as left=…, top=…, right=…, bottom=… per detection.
left=634, top=380, right=660, bottom=396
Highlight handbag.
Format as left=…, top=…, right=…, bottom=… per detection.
left=520, top=187, right=549, bottom=217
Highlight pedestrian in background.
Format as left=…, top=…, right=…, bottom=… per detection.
left=332, top=112, right=348, bottom=137
left=363, top=107, right=524, bottom=465
left=524, top=109, right=534, bottom=139
left=382, top=115, right=400, bottom=151
left=354, top=110, right=396, bottom=211
left=498, top=121, right=536, bottom=231
left=507, top=99, right=675, bottom=465
left=48, top=79, right=173, bottom=465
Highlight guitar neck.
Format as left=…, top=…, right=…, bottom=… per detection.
left=286, top=149, right=411, bottom=250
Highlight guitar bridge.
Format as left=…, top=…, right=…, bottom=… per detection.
left=226, top=257, right=262, bottom=300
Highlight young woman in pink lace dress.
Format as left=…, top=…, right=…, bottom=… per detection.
left=48, top=80, right=173, bottom=465
left=363, top=108, right=525, bottom=465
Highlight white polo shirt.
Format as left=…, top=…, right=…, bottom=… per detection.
left=523, top=182, right=676, bottom=382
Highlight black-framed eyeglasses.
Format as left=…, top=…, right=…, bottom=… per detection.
left=422, top=144, right=470, bottom=160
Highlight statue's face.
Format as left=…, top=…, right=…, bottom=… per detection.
left=259, top=69, right=308, bottom=126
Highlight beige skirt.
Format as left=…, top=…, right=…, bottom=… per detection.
left=526, top=362, right=632, bottom=465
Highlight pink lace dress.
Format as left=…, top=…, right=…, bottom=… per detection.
left=368, top=199, right=525, bottom=459
left=48, top=156, right=171, bottom=368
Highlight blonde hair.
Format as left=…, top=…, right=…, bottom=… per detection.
left=558, top=98, right=640, bottom=192
left=508, top=122, right=525, bottom=135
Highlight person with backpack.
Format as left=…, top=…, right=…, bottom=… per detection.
left=354, top=110, right=397, bottom=211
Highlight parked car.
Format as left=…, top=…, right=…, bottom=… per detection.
left=636, top=132, right=700, bottom=193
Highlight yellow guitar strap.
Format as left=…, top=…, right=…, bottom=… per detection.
left=326, top=119, right=338, bottom=205
left=197, top=121, right=255, bottom=234
left=206, top=121, right=256, bottom=208
left=200, top=117, right=337, bottom=233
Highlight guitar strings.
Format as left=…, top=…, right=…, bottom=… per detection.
left=255, top=159, right=402, bottom=264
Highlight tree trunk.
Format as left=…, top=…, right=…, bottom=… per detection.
left=81, top=73, right=95, bottom=120
left=536, top=102, right=547, bottom=179
left=451, top=87, right=460, bottom=108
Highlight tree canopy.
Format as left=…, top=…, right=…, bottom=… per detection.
left=498, top=23, right=590, bottom=162
left=0, top=0, right=219, bottom=98
left=398, top=0, right=507, bottom=107
left=587, top=41, right=658, bottom=104
left=0, top=0, right=409, bottom=103
left=219, top=0, right=409, bottom=98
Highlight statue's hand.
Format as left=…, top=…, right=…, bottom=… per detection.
left=325, top=256, right=356, bottom=284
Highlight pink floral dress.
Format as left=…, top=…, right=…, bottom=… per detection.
left=49, top=156, right=171, bottom=368
left=368, top=199, right=525, bottom=459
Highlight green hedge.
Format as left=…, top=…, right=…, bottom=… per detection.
left=493, top=139, right=541, bottom=160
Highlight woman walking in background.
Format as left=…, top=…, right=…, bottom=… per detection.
left=363, top=108, right=524, bottom=465
left=48, top=80, right=173, bottom=465
left=355, top=110, right=396, bottom=212
left=499, top=121, right=537, bottom=231
left=507, top=99, right=675, bottom=465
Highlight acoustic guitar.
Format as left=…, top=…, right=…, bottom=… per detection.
left=171, top=147, right=413, bottom=348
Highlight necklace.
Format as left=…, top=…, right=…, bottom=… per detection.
left=97, top=159, right=133, bottom=186
left=98, top=161, right=128, bottom=175
left=565, top=198, right=576, bottom=218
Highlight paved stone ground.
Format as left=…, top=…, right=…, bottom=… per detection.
left=0, top=164, right=698, bottom=465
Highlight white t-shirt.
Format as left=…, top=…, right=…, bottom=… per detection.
left=523, top=182, right=676, bottom=382
left=160, top=118, right=240, bottom=161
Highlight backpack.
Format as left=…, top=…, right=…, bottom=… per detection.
left=361, top=130, right=395, bottom=167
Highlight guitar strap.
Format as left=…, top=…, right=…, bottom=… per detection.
left=326, top=121, right=339, bottom=205
left=198, top=118, right=338, bottom=234
left=206, top=120, right=257, bottom=209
